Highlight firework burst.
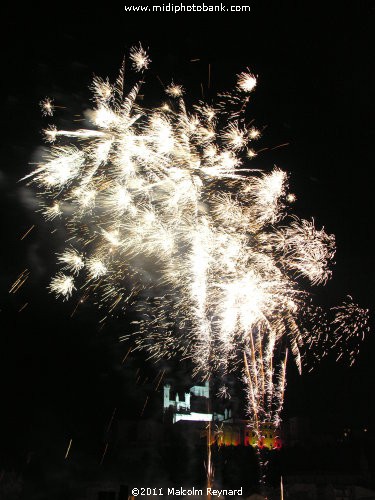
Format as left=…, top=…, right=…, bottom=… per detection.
left=302, top=296, right=370, bottom=369
left=24, top=46, right=368, bottom=432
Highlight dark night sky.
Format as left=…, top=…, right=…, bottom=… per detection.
left=1, top=0, right=374, bottom=480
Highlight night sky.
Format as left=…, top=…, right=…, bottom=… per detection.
left=1, top=0, right=374, bottom=493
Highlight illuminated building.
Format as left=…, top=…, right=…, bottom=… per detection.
left=163, top=383, right=282, bottom=449
left=163, top=381, right=225, bottom=423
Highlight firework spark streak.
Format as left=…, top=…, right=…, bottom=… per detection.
left=64, top=438, right=73, bottom=460
left=24, top=45, right=368, bottom=431
left=9, top=269, right=30, bottom=294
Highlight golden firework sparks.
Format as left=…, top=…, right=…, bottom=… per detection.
left=24, top=44, right=368, bottom=431
left=9, top=269, right=30, bottom=294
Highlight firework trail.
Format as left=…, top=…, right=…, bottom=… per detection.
left=24, top=45, right=369, bottom=432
